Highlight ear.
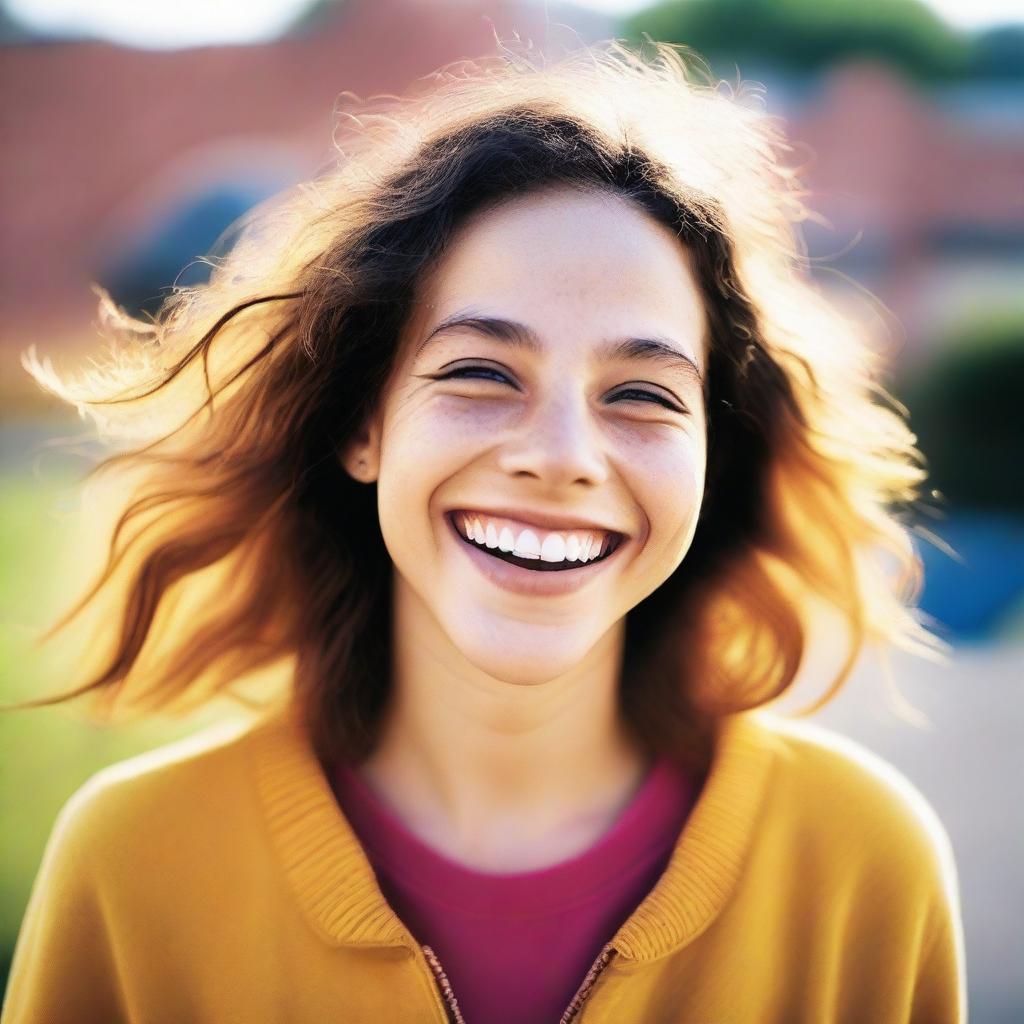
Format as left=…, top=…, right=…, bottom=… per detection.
left=340, top=412, right=382, bottom=484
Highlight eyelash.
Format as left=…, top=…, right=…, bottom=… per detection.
left=433, top=366, right=684, bottom=412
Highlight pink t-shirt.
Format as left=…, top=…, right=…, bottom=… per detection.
left=331, top=756, right=701, bottom=1024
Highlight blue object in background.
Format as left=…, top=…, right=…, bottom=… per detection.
left=916, top=513, right=1024, bottom=643
left=100, top=178, right=286, bottom=317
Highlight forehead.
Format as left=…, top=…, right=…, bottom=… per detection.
left=409, top=185, right=709, bottom=371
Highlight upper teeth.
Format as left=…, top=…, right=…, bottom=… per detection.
left=456, top=512, right=613, bottom=563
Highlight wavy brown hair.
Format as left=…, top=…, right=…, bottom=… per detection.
left=11, top=40, right=944, bottom=774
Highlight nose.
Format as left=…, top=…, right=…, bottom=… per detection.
left=495, top=386, right=610, bottom=488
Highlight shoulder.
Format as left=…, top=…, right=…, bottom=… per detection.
left=46, top=711, right=268, bottom=869
left=743, top=710, right=959, bottom=893
left=750, top=710, right=946, bottom=829
left=732, top=710, right=967, bottom=1016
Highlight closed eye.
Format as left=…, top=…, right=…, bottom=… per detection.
left=434, top=366, right=513, bottom=386
left=431, top=366, right=686, bottom=413
left=611, top=388, right=686, bottom=412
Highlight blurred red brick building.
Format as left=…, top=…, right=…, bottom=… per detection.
left=1, top=0, right=1022, bottom=405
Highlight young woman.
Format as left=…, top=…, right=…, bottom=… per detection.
left=2, top=40, right=965, bottom=1023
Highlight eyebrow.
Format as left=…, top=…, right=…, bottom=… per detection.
left=417, top=312, right=705, bottom=386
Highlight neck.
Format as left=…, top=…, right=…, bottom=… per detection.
left=354, top=574, right=653, bottom=872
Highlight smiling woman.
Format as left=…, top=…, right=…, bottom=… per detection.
left=2, top=39, right=964, bottom=1024
left=350, top=185, right=712, bottom=657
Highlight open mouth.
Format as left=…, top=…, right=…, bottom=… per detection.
left=447, top=512, right=625, bottom=573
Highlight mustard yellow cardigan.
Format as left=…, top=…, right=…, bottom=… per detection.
left=2, top=702, right=966, bottom=1023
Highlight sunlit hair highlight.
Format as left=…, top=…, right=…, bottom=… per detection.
left=12, top=39, right=945, bottom=774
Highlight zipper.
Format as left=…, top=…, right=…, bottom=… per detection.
left=421, top=941, right=618, bottom=1024
left=422, top=945, right=466, bottom=1024
left=558, top=943, right=618, bottom=1024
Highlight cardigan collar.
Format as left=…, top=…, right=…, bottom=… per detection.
left=246, top=698, right=776, bottom=963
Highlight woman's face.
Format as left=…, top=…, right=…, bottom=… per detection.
left=348, top=185, right=709, bottom=685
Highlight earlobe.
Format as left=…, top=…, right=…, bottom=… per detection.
left=341, top=420, right=382, bottom=483
left=341, top=444, right=376, bottom=482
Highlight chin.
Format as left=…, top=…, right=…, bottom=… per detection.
left=452, top=624, right=596, bottom=685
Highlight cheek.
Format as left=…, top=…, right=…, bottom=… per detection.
left=627, top=430, right=707, bottom=550
left=380, top=399, right=517, bottom=509
left=382, top=398, right=496, bottom=481
left=375, top=400, right=485, bottom=535
left=428, top=394, right=515, bottom=438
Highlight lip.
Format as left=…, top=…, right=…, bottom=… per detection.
left=449, top=505, right=627, bottom=539
left=445, top=511, right=626, bottom=597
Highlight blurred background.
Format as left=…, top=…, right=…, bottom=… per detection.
left=1, top=0, right=1021, bottom=1017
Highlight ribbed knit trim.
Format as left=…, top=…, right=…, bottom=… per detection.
left=244, top=699, right=777, bottom=959
left=611, top=711, right=777, bottom=962
left=247, top=701, right=416, bottom=949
